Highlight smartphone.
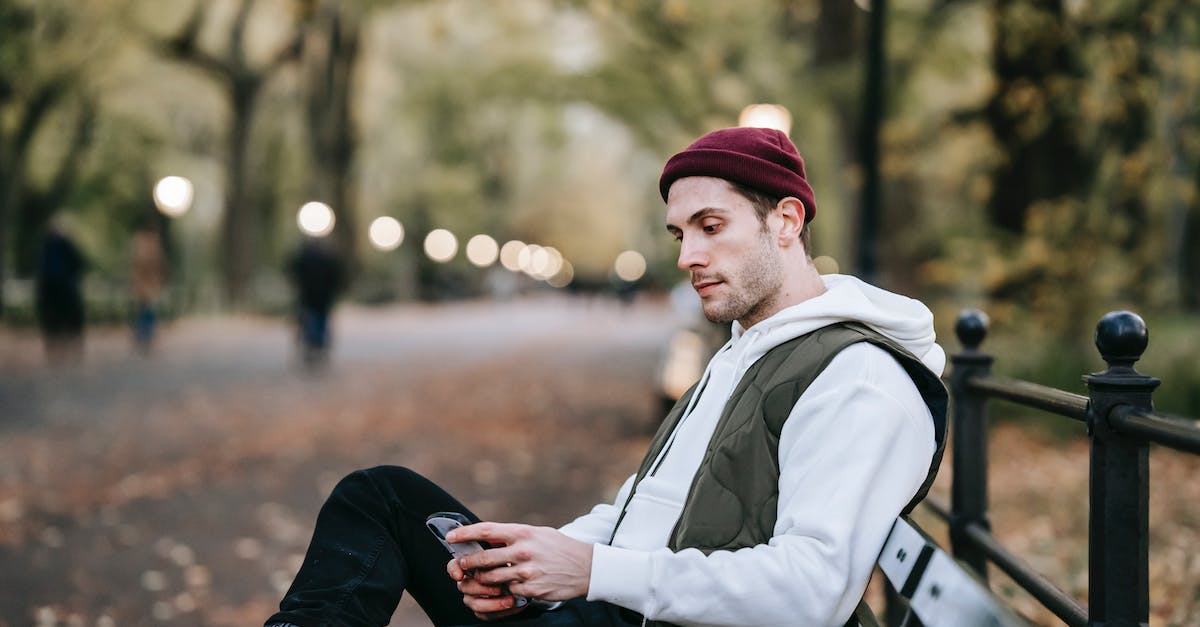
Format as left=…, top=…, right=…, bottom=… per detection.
left=426, top=512, right=486, bottom=561
left=425, top=512, right=561, bottom=611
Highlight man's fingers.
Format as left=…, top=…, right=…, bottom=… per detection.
left=446, top=521, right=525, bottom=546
left=462, top=592, right=521, bottom=616
left=457, top=546, right=520, bottom=573
left=471, top=606, right=526, bottom=622
left=446, top=558, right=465, bottom=581
left=458, top=576, right=504, bottom=597
left=470, top=563, right=523, bottom=587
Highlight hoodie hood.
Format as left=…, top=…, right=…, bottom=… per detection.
left=730, top=274, right=946, bottom=376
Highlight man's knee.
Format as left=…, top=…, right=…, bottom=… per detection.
left=332, top=465, right=438, bottom=501
left=362, top=464, right=436, bottom=489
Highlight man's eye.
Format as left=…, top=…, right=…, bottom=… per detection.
left=702, top=223, right=721, bottom=234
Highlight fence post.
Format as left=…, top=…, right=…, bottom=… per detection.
left=1085, top=311, right=1158, bottom=627
left=949, top=309, right=993, bottom=579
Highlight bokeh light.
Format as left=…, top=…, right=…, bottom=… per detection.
left=499, top=240, right=525, bottom=272
left=368, top=217, right=404, bottom=251
left=424, top=229, right=458, bottom=262
left=297, top=201, right=336, bottom=237
left=547, top=260, right=575, bottom=288
left=529, top=246, right=551, bottom=276
left=614, top=250, right=646, bottom=281
left=738, top=104, right=792, bottom=135
left=813, top=255, right=840, bottom=275
left=517, top=244, right=541, bottom=276
left=540, top=247, right=564, bottom=279
left=465, top=234, right=499, bottom=267
left=153, top=176, right=194, bottom=217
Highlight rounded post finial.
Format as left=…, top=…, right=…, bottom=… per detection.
left=1094, top=311, right=1148, bottom=372
left=955, top=309, right=989, bottom=351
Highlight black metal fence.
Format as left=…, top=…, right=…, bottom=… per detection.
left=911, top=309, right=1200, bottom=627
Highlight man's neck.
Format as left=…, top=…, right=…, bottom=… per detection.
left=738, top=260, right=826, bottom=331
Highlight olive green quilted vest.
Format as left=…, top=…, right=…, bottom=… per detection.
left=613, top=322, right=948, bottom=626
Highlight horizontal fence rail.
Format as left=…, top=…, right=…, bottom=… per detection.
left=1107, top=405, right=1200, bottom=454
left=900, top=309, right=1200, bottom=627
left=964, top=376, right=1089, bottom=422
left=961, top=523, right=1089, bottom=627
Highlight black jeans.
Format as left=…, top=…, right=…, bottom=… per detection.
left=265, top=466, right=640, bottom=627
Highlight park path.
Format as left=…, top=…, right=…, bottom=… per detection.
left=0, top=296, right=681, bottom=626
left=3, top=297, right=1198, bottom=626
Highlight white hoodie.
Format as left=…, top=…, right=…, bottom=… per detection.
left=559, top=275, right=944, bottom=627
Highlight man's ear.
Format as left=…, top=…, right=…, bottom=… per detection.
left=774, top=197, right=806, bottom=245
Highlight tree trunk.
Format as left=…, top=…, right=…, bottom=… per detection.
left=221, top=80, right=261, bottom=305
left=1182, top=197, right=1200, bottom=311
left=161, top=0, right=302, bottom=307
left=304, top=1, right=361, bottom=276
left=0, top=161, right=18, bottom=315
left=984, top=0, right=1088, bottom=233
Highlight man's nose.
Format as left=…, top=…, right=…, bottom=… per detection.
left=677, top=239, right=707, bottom=270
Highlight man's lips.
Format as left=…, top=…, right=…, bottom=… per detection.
left=693, top=279, right=722, bottom=296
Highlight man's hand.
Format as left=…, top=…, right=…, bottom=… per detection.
left=446, top=558, right=526, bottom=622
left=446, top=522, right=593, bottom=607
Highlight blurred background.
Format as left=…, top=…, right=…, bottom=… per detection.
left=0, top=0, right=1197, bottom=625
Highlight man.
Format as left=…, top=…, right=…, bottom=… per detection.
left=129, top=220, right=167, bottom=352
left=266, top=127, right=946, bottom=627
left=287, top=236, right=346, bottom=366
left=35, top=214, right=87, bottom=365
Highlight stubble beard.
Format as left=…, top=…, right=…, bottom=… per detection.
left=700, top=231, right=784, bottom=326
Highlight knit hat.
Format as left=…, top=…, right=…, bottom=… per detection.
left=658, top=127, right=816, bottom=222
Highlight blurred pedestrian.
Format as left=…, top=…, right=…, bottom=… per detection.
left=286, top=237, right=345, bottom=366
left=129, top=221, right=167, bottom=353
left=34, top=214, right=86, bottom=365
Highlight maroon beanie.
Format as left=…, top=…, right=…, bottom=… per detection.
left=658, top=127, right=816, bottom=223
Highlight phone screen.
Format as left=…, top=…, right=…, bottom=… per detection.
left=426, top=512, right=485, bottom=559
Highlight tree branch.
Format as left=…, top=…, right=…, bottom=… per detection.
left=161, top=1, right=233, bottom=82
left=13, top=75, right=72, bottom=158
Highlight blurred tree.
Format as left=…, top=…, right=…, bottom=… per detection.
left=298, top=0, right=365, bottom=277
left=155, top=0, right=303, bottom=307
left=1164, top=5, right=1200, bottom=311
left=983, top=0, right=1088, bottom=236
left=0, top=1, right=98, bottom=315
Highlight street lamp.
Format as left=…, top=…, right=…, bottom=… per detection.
left=614, top=250, right=646, bottom=282
left=499, top=240, right=525, bottom=272
left=738, top=104, right=792, bottom=135
left=153, top=176, right=194, bottom=217
left=297, top=201, right=336, bottom=237
left=424, top=229, right=458, bottom=263
left=465, top=234, right=499, bottom=267
left=368, top=216, right=404, bottom=251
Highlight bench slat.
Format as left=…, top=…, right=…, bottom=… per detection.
left=879, top=518, right=1030, bottom=627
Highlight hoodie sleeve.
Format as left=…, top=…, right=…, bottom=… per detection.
left=558, top=474, right=637, bottom=545
left=586, top=344, right=937, bottom=626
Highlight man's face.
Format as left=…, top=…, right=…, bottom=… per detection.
left=665, top=176, right=784, bottom=328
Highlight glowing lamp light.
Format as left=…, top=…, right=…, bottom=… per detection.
left=368, top=216, right=404, bottom=251
left=297, top=201, right=336, bottom=237
left=738, top=104, right=792, bottom=135
left=547, top=260, right=575, bottom=288
left=517, top=244, right=541, bottom=275
left=529, top=246, right=551, bottom=276
left=465, top=234, right=499, bottom=267
left=614, top=250, right=647, bottom=282
left=153, top=176, right=194, bottom=217
left=499, top=240, right=525, bottom=272
left=424, top=229, right=458, bottom=263
left=540, top=247, right=564, bottom=279
left=813, top=255, right=840, bottom=275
